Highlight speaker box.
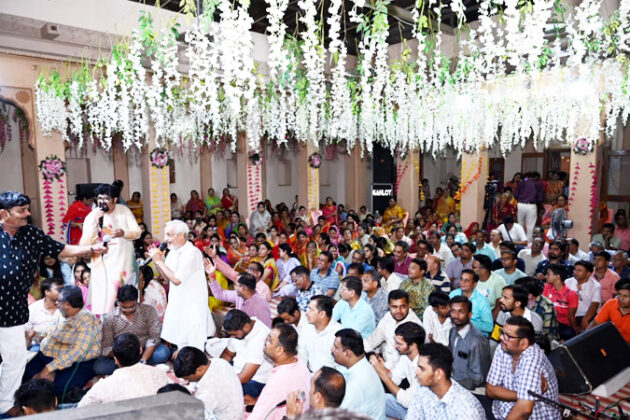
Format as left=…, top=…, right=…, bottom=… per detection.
left=75, top=183, right=101, bottom=199
left=549, top=322, right=630, bottom=395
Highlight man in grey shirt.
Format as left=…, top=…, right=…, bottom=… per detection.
left=448, top=295, right=491, bottom=390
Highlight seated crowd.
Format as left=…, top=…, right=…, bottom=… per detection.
left=6, top=184, right=630, bottom=420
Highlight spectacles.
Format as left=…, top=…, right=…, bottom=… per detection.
left=499, top=328, right=521, bottom=341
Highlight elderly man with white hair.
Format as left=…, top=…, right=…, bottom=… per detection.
left=147, top=220, right=209, bottom=351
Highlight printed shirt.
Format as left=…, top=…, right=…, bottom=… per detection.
left=0, top=224, right=64, bottom=327
left=296, top=282, right=327, bottom=312
left=542, top=283, right=578, bottom=326
left=363, top=287, right=389, bottom=323
left=404, top=379, right=486, bottom=420
left=487, top=344, right=561, bottom=420
left=529, top=295, right=559, bottom=341
left=400, top=277, right=435, bottom=319
left=40, top=308, right=102, bottom=371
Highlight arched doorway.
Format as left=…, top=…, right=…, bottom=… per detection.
left=0, top=94, right=39, bottom=226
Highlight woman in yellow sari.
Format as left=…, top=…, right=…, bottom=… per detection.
left=382, top=197, right=406, bottom=233
left=259, top=242, right=280, bottom=290
left=436, top=189, right=455, bottom=221
left=301, top=240, right=321, bottom=270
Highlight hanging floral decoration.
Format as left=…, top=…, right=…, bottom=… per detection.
left=38, top=155, right=67, bottom=236
left=31, top=0, right=630, bottom=157
left=460, top=156, right=484, bottom=195
left=308, top=152, right=322, bottom=169
left=248, top=150, right=263, bottom=165
left=38, top=155, right=67, bottom=181
left=150, top=148, right=169, bottom=169
left=572, top=138, right=595, bottom=155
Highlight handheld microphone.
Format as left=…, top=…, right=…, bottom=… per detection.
left=102, top=234, right=112, bottom=248
left=141, top=243, right=168, bottom=267
left=98, top=203, right=109, bottom=229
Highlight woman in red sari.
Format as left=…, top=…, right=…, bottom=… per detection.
left=226, top=234, right=248, bottom=268
left=63, top=194, right=93, bottom=245
left=464, top=222, right=480, bottom=240
left=185, top=190, right=205, bottom=217
left=221, top=187, right=238, bottom=211
left=321, top=196, right=338, bottom=225
left=493, top=192, right=517, bottom=225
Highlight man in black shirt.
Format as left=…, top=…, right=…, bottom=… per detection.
left=0, top=191, right=107, bottom=416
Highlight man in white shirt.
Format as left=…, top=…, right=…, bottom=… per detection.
left=567, top=238, right=589, bottom=264
left=422, top=291, right=452, bottom=346
left=25, top=278, right=64, bottom=348
left=174, top=346, right=243, bottom=420
left=332, top=329, right=386, bottom=420
left=518, top=238, right=547, bottom=277
left=369, top=322, right=425, bottom=419
left=298, top=295, right=342, bottom=373
left=364, top=290, right=422, bottom=370
left=277, top=297, right=308, bottom=336
left=497, top=216, right=528, bottom=246
left=429, top=231, right=454, bottom=267
left=376, top=256, right=403, bottom=292
left=149, top=220, right=209, bottom=351
left=220, top=309, right=272, bottom=401
left=565, top=260, right=601, bottom=332
left=79, top=333, right=169, bottom=407
left=493, top=285, right=544, bottom=339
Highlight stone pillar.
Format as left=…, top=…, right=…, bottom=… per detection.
left=459, top=149, right=489, bottom=230
left=344, top=146, right=371, bottom=211
left=395, top=152, right=420, bottom=217
left=112, top=139, right=130, bottom=200
left=296, top=144, right=320, bottom=212
left=141, top=142, right=171, bottom=241
left=199, top=147, right=213, bottom=198
left=236, top=133, right=263, bottom=221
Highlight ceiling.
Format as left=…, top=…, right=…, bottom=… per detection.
left=129, top=0, right=483, bottom=55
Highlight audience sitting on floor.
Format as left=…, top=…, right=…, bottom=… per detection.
left=78, top=333, right=169, bottom=406
left=6, top=184, right=630, bottom=419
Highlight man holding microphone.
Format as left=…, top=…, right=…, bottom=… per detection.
left=147, top=220, right=211, bottom=352
left=0, top=191, right=108, bottom=417
left=80, top=184, right=141, bottom=316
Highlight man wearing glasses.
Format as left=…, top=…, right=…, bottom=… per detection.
left=79, top=183, right=141, bottom=316
left=486, top=316, right=561, bottom=420
left=1, top=191, right=108, bottom=416
left=92, top=285, right=168, bottom=375
left=22, top=286, right=102, bottom=400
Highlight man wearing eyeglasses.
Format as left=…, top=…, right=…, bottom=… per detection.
left=486, top=316, right=561, bottom=420
left=1, top=191, right=108, bottom=416
left=92, top=285, right=168, bottom=376
left=22, top=286, right=102, bottom=400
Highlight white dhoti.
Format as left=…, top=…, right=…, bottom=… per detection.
left=161, top=241, right=209, bottom=351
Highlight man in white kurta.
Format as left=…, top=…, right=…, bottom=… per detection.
left=80, top=185, right=141, bottom=316
left=149, top=220, right=209, bottom=351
